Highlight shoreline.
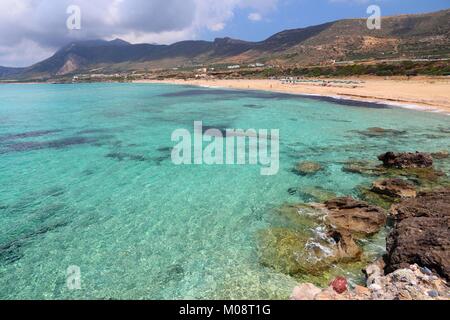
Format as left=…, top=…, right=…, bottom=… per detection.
left=134, top=78, right=450, bottom=115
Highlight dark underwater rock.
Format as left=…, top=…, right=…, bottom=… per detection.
left=378, top=152, right=433, bottom=169
left=293, top=162, right=323, bottom=176
left=106, top=152, right=148, bottom=162
left=356, top=127, right=406, bottom=138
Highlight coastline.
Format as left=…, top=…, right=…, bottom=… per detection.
left=134, top=77, right=450, bottom=115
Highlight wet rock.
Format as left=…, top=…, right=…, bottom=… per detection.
left=378, top=152, right=433, bottom=169
left=385, top=167, right=449, bottom=193
left=293, top=161, right=323, bottom=176
left=273, top=203, right=324, bottom=231
left=290, top=186, right=337, bottom=203
left=386, top=188, right=450, bottom=281
left=328, top=230, right=362, bottom=261
left=343, top=158, right=446, bottom=188
left=257, top=228, right=336, bottom=276
left=431, top=150, right=449, bottom=160
left=323, top=197, right=387, bottom=238
left=371, top=178, right=417, bottom=198
left=359, top=186, right=398, bottom=210
left=292, top=264, right=449, bottom=300
left=257, top=224, right=362, bottom=277
left=330, top=276, right=348, bottom=294
left=342, top=160, right=386, bottom=176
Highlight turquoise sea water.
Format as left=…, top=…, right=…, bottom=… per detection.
left=0, top=83, right=449, bottom=299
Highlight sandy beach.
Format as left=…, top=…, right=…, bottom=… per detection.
left=135, top=77, right=450, bottom=114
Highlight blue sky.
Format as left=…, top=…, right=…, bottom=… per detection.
left=202, top=0, right=450, bottom=42
left=0, top=0, right=449, bottom=67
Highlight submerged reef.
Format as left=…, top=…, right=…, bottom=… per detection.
left=264, top=149, right=450, bottom=299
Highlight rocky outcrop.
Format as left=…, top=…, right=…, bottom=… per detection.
left=323, top=197, right=386, bottom=238
left=385, top=188, right=450, bottom=281
left=293, top=161, right=323, bottom=175
left=257, top=228, right=339, bottom=276
left=371, top=178, right=417, bottom=198
left=291, top=264, right=449, bottom=300
left=327, top=230, right=362, bottom=261
left=257, top=199, right=372, bottom=277
left=389, top=188, right=450, bottom=220
left=378, top=152, right=433, bottom=169
left=365, top=263, right=449, bottom=300
left=431, top=150, right=449, bottom=160
left=342, top=160, right=385, bottom=176
left=343, top=158, right=446, bottom=187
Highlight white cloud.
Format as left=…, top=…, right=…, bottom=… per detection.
left=0, top=0, right=279, bottom=67
left=328, top=0, right=377, bottom=3
left=248, top=12, right=262, bottom=22
left=0, top=40, right=54, bottom=67
left=208, top=23, right=226, bottom=32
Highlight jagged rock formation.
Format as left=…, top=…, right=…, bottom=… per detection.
left=386, top=188, right=450, bottom=281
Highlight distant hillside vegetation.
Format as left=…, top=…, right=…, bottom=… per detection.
left=1, top=9, right=449, bottom=80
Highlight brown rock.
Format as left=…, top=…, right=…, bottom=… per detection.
left=257, top=228, right=338, bottom=276
left=378, top=152, right=433, bottom=169
left=386, top=188, right=450, bottom=281
left=390, top=188, right=450, bottom=220
left=294, top=161, right=323, bottom=175
left=324, top=197, right=387, bottom=237
left=290, top=283, right=322, bottom=300
left=354, top=285, right=371, bottom=298
left=371, top=178, right=417, bottom=198
left=342, top=160, right=385, bottom=176
left=328, top=230, right=362, bottom=261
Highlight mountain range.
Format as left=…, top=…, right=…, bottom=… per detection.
left=1, top=9, right=449, bottom=80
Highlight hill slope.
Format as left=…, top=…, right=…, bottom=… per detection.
left=2, top=9, right=449, bottom=80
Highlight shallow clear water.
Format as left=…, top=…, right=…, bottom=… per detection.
left=0, top=83, right=448, bottom=299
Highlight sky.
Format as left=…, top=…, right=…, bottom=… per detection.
left=0, top=0, right=448, bottom=67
